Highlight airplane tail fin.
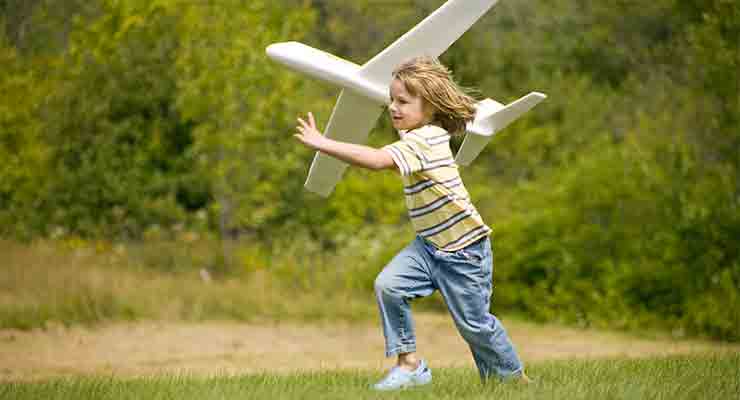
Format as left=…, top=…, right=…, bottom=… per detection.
left=455, top=92, right=547, bottom=166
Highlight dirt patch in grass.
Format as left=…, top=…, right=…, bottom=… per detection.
left=2, top=313, right=736, bottom=382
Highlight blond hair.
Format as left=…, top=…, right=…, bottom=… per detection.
left=392, top=56, right=477, bottom=135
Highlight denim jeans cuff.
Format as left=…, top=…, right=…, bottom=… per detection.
left=385, top=343, right=417, bottom=358
left=498, top=366, right=525, bottom=381
left=481, top=366, right=524, bottom=382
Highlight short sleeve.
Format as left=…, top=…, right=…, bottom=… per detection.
left=382, top=139, right=424, bottom=176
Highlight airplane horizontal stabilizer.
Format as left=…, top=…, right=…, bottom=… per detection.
left=455, top=92, right=546, bottom=166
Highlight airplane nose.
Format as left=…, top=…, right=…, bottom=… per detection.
left=265, top=43, right=282, bottom=60
left=265, top=42, right=297, bottom=61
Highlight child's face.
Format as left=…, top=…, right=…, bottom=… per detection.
left=388, top=79, right=434, bottom=132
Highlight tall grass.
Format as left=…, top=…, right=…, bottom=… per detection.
left=0, top=228, right=439, bottom=329
left=2, top=354, right=738, bottom=399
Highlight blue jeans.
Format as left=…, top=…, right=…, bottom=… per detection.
left=374, top=236, right=523, bottom=380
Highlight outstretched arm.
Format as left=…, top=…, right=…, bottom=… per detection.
left=295, top=112, right=395, bottom=171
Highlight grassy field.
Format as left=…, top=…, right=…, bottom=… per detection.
left=2, top=354, right=738, bottom=400
left=3, top=239, right=739, bottom=399
left=3, top=239, right=739, bottom=398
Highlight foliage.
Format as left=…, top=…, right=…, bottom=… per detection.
left=0, top=33, right=52, bottom=237
left=494, top=127, right=739, bottom=339
left=0, top=0, right=738, bottom=340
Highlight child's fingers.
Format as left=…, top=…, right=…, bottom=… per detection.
left=297, top=117, right=308, bottom=129
left=308, top=112, right=316, bottom=128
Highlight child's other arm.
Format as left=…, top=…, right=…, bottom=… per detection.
left=295, top=112, right=395, bottom=171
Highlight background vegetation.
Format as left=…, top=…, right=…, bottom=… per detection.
left=0, top=0, right=738, bottom=341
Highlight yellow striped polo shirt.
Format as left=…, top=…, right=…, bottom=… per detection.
left=382, top=124, right=491, bottom=251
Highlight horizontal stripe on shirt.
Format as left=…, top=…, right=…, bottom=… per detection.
left=406, top=141, right=450, bottom=164
left=411, top=201, right=475, bottom=232
left=390, top=143, right=455, bottom=173
left=419, top=209, right=472, bottom=237
left=440, top=225, right=491, bottom=250
left=408, top=194, right=455, bottom=218
left=405, top=131, right=450, bottom=146
left=421, top=160, right=455, bottom=172
left=404, top=177, right=463, bottom=195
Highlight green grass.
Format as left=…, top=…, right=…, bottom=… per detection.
left=2, top=354, right=738, bottom=400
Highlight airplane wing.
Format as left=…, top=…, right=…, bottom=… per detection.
left=359, top=0, right=499, bottom=86
left=304, top=89, right=385, bottom=197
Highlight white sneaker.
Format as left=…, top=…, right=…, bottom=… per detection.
left=372, top=359, right=432, bottom=391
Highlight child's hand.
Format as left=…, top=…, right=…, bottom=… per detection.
left=295, top=112, right=325, bottom=150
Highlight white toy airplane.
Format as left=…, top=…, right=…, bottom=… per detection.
left=266, top=0, right=546, bottom=197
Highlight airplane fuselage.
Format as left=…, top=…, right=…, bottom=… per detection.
left=266, top=42, right=389, bottom=104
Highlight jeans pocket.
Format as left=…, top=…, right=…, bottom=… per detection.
left=435, top=246, right=484, bottom=267
left=458, top=248, right=483, bottom=264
